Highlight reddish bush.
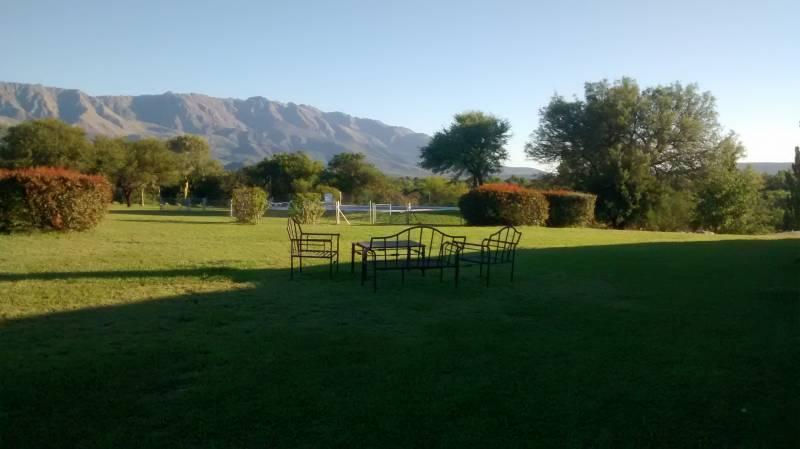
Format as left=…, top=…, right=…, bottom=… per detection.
left=0, top=167, right=112, bottom=232
left=459, top=183, right=549, bottom=226
left=541, top=190, right=596, bottom=227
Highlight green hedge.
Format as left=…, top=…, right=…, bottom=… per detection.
left=0, top=167, right=112, bottom=233
left=289, top=193, right=325, bottom=224
left=231, top=187, right=268, bottom=224
left=459, top=183, right=549, bottom=226
left=541, top=190, right=596, bottom=227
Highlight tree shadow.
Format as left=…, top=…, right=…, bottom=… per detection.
left=1, top=239, right=798, bottom=448
left=115, top=219, right=231, bottom=225
left=110, top=209, right=229, bottom=218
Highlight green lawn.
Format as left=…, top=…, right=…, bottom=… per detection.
left=1, top=206, right=798, bottom=448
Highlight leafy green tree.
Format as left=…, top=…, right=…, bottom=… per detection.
left=0, top=119, right=91, bottom=170
left=116, top=139, right=178, bottom=207
left=526, top=78, right=729, bottom=228
left=420, top=111, right=510, bottom=188
left=88, top=136, right=128, bottom=183
left=417, top=176, right=468, bottom=205
left=321, top=152, right=382, bottom=200
left=166, top=135, right=223, bottom=200
left=784, top=146, right=800, bottom=230
left=692, top=140, right=764, bottom=233
left=243, top=152, right=324, bottom=201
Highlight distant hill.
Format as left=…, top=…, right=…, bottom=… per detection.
left=0, top=81, right=434, bottom=175
left=737, top=162, right=793, bottom=175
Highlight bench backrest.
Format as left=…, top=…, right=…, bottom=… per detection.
left=369, top=225, right=466, bottom=268
left=287, top=218, right=303, bottom=241
left=483, top=226, right=522, bottom=263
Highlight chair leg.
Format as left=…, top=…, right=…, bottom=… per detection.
left=486, top=263, right=490, bottom=287
left=510, top=257, right=515, bottom=282
left=290, top=255, right=294, bottom=279
left=329, top=256, right=333, bottom=278
left=373, top=264, right=377, bottom=292
left=299, top=255, right=303, bottom=272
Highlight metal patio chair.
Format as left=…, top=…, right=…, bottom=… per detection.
left=287, top=218, right=340, bottom=279
left=457, top=226, right=522, bottom=286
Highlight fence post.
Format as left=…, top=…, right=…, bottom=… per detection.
left=336, top=201, right=340, bottom=225
left=229, top=199, right=233, bottom=217
left=407, top=202, right=411, bottom=225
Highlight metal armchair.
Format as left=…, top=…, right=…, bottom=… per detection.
left=287, top=218, right=340, bottom=279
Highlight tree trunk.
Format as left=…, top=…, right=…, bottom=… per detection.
left=140, top=188, right=145, bottom=206
left=183, top=180, right=190, bottom=200
left=123, top=188, right=133, bottom=207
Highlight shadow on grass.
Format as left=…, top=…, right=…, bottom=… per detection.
left=1, top=239, right=798, bottom=448
left=115, top=219, right=231, bottom=225
left=110, top=208, right=229, bottom=217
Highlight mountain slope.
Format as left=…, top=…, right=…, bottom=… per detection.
left=0, top=82, right=432, bottom=175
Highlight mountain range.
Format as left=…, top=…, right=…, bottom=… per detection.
left=0, top=81, right=546, bottom=178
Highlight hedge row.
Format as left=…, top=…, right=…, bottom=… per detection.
left=0, top=167, right=112, bottom=232
left=459, top=183, right=549, bottom=226
left=458, top=184, right=596, bottom=227
left=542, top=190, right=597, bottom=227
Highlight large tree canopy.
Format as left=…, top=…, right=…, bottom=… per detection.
left=420, top=111, right=510, bottom=188
left=321, top=152, right=382, bottom=200
left=243, top=152, right=324, bottom=201
left=166, top=135, right=223, bottom=199
left=526, top=78, right=734, bottom=227
left=0, top=119, right=91, bottom=170
left=116, top=139, right=179, bottom=207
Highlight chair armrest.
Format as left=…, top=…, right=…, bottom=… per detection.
left=303, top=232, right=339, bottom=237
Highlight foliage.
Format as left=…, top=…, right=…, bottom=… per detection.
left=459, top=183, right=548, bottom=226
left=315, top=184, right=342, bottom=202
left=526, top=78, right=733, bottom=228
left=0, top=119, right=91, bottom=170
left=0, top=167, right=112, bottom=232
left=416, top=176, right=468, bottom=205
left=88, top=136, right=128, bottom=183
left=115, top=139, right=179, bottom=207
left=231, top=187, right=268, bottom=224
left=784, top=146, right=800, bottom=230
left=321, top=152, right=382, bottom=200
left=420, top=111, right=511, bottom=188
left=243, top=152, right=324, bottom=201
left=167, top=135, right=223, bottom=199
left=289, top=192, right=326, bottom=224
left=541, top=190, right=596, bottom=227
left=694, top=167, right=765, bottom=234
left=644, top=189, right=696, bottom=232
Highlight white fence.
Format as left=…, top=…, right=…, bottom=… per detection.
left=268, top=200, right=459, bottom=224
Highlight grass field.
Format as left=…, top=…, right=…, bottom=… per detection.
left=1, top=206, right=798, bottom=448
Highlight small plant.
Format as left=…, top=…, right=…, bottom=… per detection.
left=458, top=183, right=548, bottom=226
left=289, top=193, right=325, bottom=224
left=231, top=187, right=268, bottom=224
left=541, top=190, right=597, bottom=227
left=0, top=167, right=112, bottom=233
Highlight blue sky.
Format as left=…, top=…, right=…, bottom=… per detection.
left=1, top=0, right=798, bottom=167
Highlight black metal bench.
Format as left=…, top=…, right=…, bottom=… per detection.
left=352, top=226, right=466, bottom=291
left=287, top=218, right=340, bottom=279
left=457, top=226, right=521, bottom=285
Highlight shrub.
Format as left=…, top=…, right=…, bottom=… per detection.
left=231, top=187, right=268, bottom=224
left=0, top=167, right=112, bottom=233
left=542, top=190, right=597, bottom=227
left=644, top=189, right=695, bottom=232
left=289, top=193, right=325, bottom=224
left=458, top=183, right=548, bottom=226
